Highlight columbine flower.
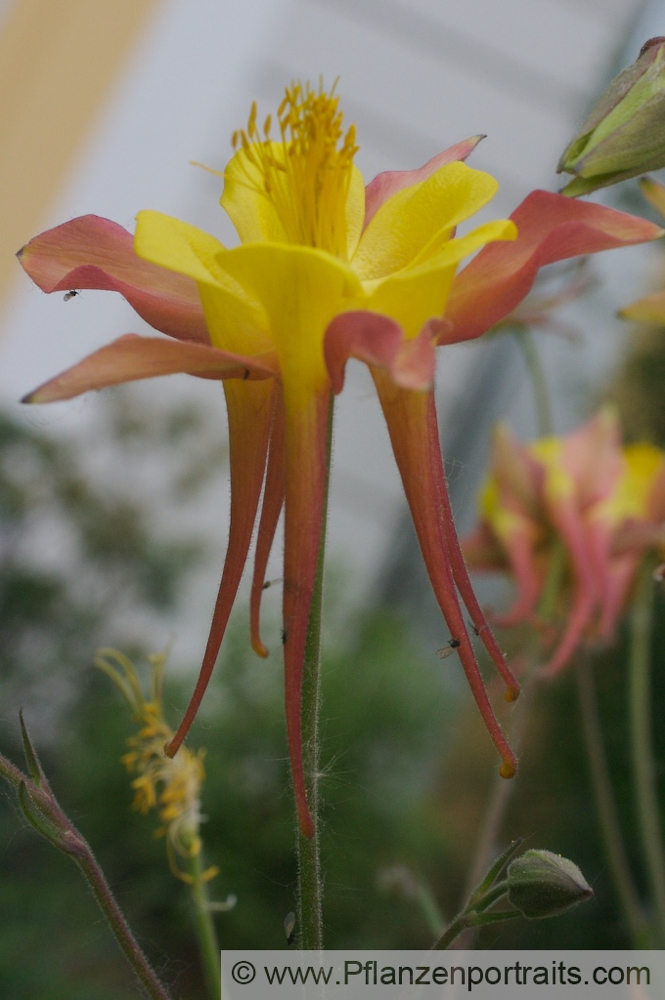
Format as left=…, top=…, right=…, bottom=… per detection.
left=95, top=649, right=217, bottom=883
left=18, top=83, right=662, bottom=834
left=463, top=410, right=665, bottom=674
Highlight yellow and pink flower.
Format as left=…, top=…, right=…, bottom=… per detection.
left=18, top=84, right=662, bottom=834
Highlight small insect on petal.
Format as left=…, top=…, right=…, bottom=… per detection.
left=436, top=637, right=461, bottom=659
left=63, top=290, right=79, bottom=301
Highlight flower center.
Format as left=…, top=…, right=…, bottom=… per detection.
left=232, top=82, right=358, bottom=258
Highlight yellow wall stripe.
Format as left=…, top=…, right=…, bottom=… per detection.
left=0, top=0, right=158, bottom=312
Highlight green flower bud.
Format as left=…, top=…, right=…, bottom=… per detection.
left=506, top=849, right=593, bottom=919
left=558, top=38, right=665, bottom=196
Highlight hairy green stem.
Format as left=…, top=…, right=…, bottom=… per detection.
left=296, top=398, right=335, bottom=950
left=1, top=738, right=172, bottom=1000
left=74, top=846, right=173, bottom=1000
left=186, top=849, right=221, bottom=1000
left=297, top=587, right=323, bottom=950
left=630, top=562, right=665, bottom=944
left=576, top=655, right=646, bottom=946
left=0, top=750, right=25, bottom=790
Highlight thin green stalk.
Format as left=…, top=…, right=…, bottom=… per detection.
left=432, top=882, right=518, bottom=950
left=2, top=724, right=172, bottom=1000
left=296, top=397, right=335, bottom=950
left=576, top=655, right=646, bottom=946
left=186, top=849, right=221, bottom=1000
left=629, top=561, right=665, bottom=944
left=513, top=328, right=553, bottom=437
left=431, top=912, right=472, bottom=951
left=74, top=849, right=173, bottom=1000
left=415, top=881, right=446, bottom=938
left=462, top=767, right=516, bottom=902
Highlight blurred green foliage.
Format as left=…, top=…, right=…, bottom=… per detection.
left=0, top=398, right=206, bottom=730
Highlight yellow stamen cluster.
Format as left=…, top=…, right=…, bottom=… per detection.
left=232, top=81, right=359, bottom=258
left=96, top=649, right=218, bottom=885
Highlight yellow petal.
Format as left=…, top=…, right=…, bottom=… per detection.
left=197, top=283, right=273, bottom=356
left=221, top=144, right=290, bottom=245
left=216, top=243, right=362, bottom=399
left=135, top=210, right=270, bottom=354
left=345, top=164, right=366, bottom=260
left=352, top=162, right=501, bottom=280
left=135, top=210, right=228, bottom=286
left=365, top=219, right=516, bottom=337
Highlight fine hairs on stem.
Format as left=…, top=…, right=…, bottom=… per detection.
left=295, top=399, right=334, bottom=950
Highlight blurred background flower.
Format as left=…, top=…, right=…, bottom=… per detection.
left=463, top=410, right=665, bottom=674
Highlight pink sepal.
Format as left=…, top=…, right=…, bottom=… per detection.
left=324, top=312, right=440, bottom=394
left=18, top=215, right=208, bottom=342
left=541, top=584, right=595, bottom=677
left=492, top=423, right=544, bottom=518
left=561, top=410, right=623, bottom=507
left=445, top=192, right=663, bottom=343
left=22, top=334, right=277, bottom=403
left=539, top=494, right=596, bottom=676
left=491, top=527, right=545, bottom=629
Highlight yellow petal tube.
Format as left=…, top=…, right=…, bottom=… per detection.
left=216, top=243, right=362, bottom=403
